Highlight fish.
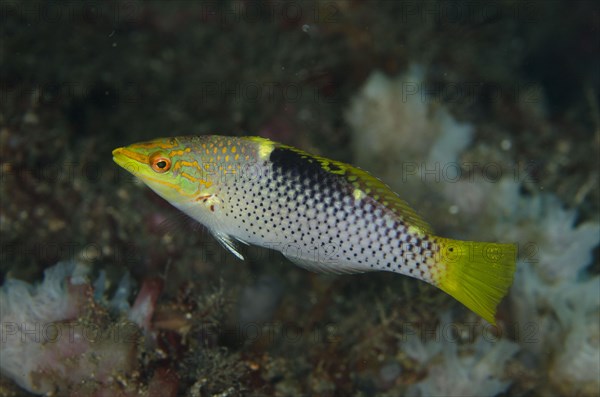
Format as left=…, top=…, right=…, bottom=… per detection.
left=112, top=135, right=516, bottom=324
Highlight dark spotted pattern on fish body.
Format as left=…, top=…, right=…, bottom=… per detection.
left=209, top=144, right=440, bottom=279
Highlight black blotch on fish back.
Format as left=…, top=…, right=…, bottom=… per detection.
left=269, top=147, right=328, bottom=181
left=269, top=147, right=357, bottom=218
left=269, top=147, right=350, bottom=195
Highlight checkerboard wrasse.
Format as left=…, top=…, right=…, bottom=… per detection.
left=113, top=136, right=516, bottom=324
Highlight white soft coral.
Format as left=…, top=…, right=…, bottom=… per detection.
left=0, top=262, right=92, bottom=393
left=347, top=67, right=600, bottom=395
left=346, top=65, right=473, bottom=206
left=403, top=316, right=519, bottom=397
left=0, top=262, right=172, bottom=396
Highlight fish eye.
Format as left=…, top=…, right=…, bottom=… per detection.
left=149, top=153, right=171, bottom=173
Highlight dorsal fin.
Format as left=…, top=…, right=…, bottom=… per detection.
left=337, top=163, right=433, bottom=235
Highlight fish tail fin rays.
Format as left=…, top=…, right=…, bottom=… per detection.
left=434, top=238, right=517, bottom=325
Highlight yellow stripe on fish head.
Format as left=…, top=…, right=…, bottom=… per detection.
left=112, top=137, right=215, bottom=204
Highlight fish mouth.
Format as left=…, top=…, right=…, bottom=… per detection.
left=112, top=147, right=129, bottom=168
left=112, top=147, right=147, bottom=174
left=112, top=147, right=123, bottom=159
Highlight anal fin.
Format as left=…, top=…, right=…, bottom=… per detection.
left=283, top=254, right=366, bottom=275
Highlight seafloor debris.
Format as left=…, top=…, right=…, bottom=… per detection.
left=0, top=261, right=178, bottom=396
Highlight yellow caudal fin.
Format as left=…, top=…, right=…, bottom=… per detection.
left=435, top=238, right=517, bottom=325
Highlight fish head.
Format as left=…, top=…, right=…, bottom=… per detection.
left=112, top=136, right=216, bottom=205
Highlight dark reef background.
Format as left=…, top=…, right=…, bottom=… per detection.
left=1, top=1, right=598, bottom=396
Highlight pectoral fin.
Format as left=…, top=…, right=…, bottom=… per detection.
left=212, top=231, right=248, bottom=260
